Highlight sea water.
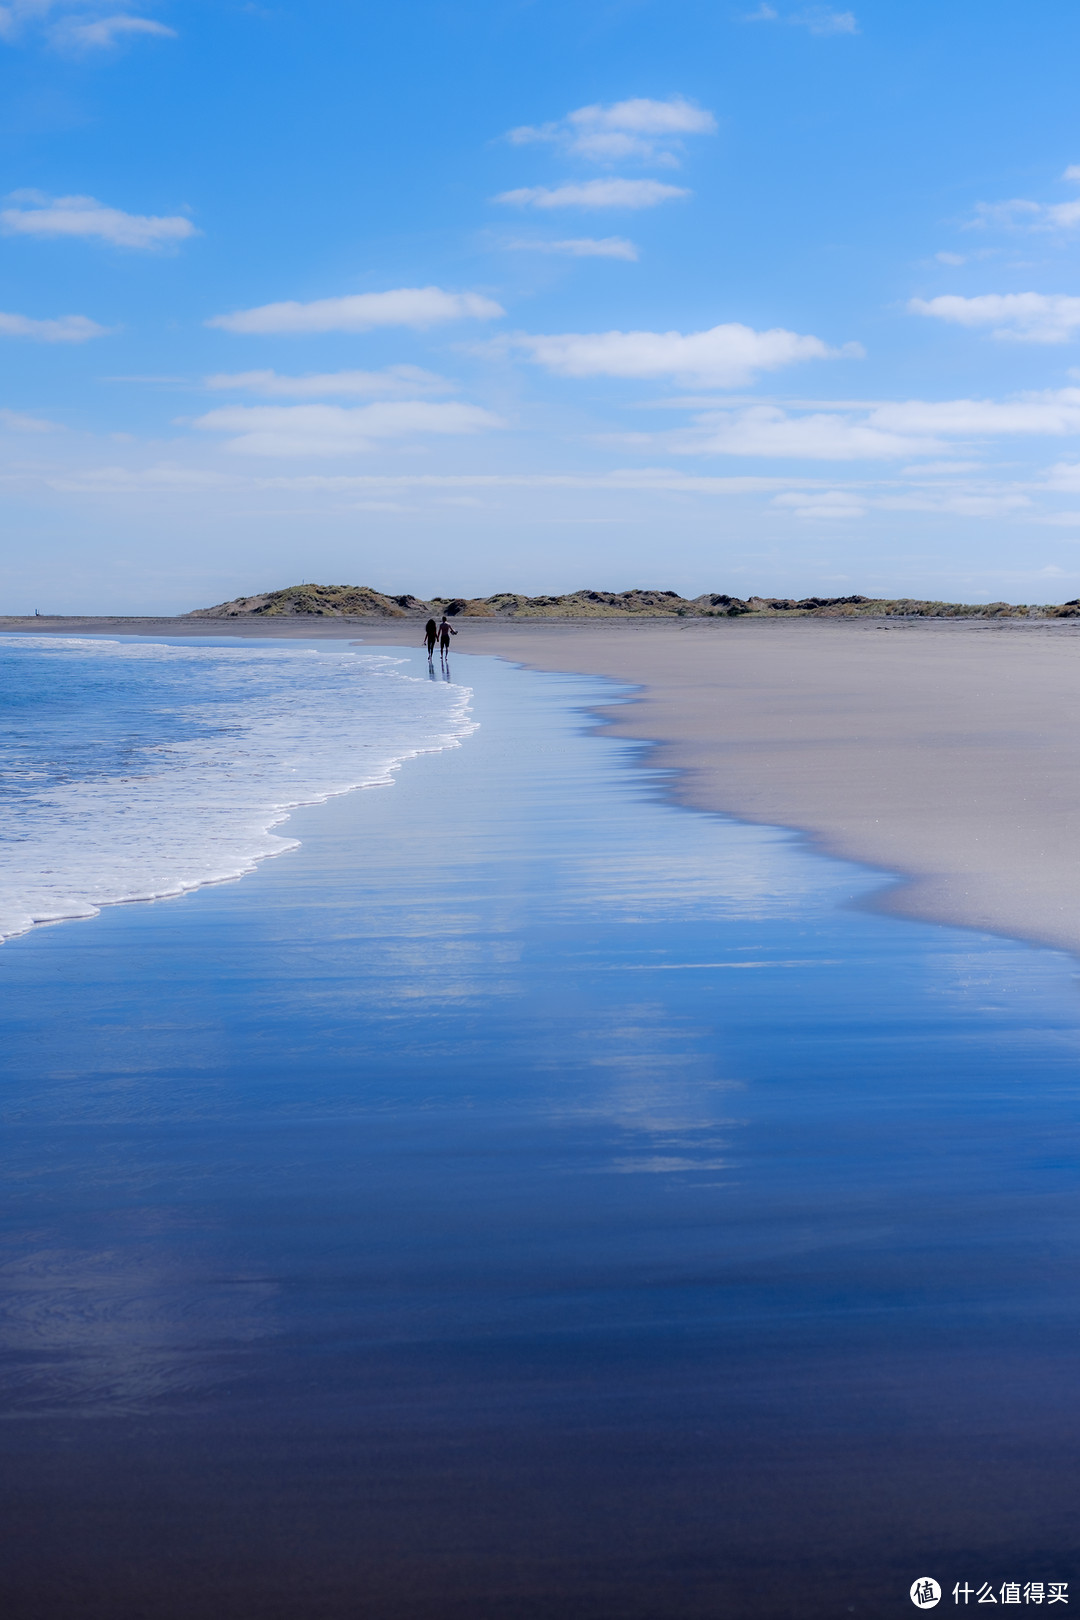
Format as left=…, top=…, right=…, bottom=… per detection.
left=0, top=636, right=472, bottom=939
left=2, top=638, right=1080, bottom=1620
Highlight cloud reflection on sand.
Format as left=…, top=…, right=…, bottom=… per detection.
left=6, top=652, right=1080, bottom=1612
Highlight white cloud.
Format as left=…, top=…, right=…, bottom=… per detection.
left=569, top=96, right=715, bottom=136
left=771, top=484, right=1033, bottom=523
left=504, top=236, right=639, bottom=260
left=191, top=401, right=505, bottom=456
left=0, top=1, right=47, bottom=41
left=907, top=491, right=1032, bottom=517
left=56, top=13, right=175, bottom=47
left=207, top=286, right=504, bottom=335
left=910, top=293, right=1080, bottom=343
left=966, top=170, right=1080, bottom=235
left=1032, top=201, right=1080, bottom=229
left=0, top=407, right=57, bottom=431
left=967, top=199, right=1042, bottom=230
left=203, top=366, right=455, bottom=399
left=495, top=180, right=688, bottom=211
left=666, top=390, right=1080, bottom=461
left=935, top=251, right=966, bottom=266
left=900, top=459, right=982, bottom=476
left=1, top=192, right=196, bottom=249
left=507, top=96, right=715, bottom=167
left=774, top=490, right=865, bottom=517
left=0, top=1, right=176, bottom=47
left=746, top=4, right=858, bottom=33
left=682, top=405, right=928, bottom=459
left=19, top=461, right=1049, bottom=529
left=512, top=322, right=856, bottom=387
left=870, top=488, right=1033, bottom=518
left=967, top=197, right=1077, bottom=231
left=0, top=308, right=106, bottom=341
left=1042, top=460, right=1080, bottom=492
left=793, top=8, right=858, bottom=34
left=28, top=463, right=791, bottom=498
left=871, top=393, right=1080, bottom=435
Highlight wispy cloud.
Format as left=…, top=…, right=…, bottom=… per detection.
left=0, top=308, right=106, bottom=341
left=773, top=489, right=865, bottom=517
left=664, top=391, right=1080, bottom=461
left=56, top=14, right=175, bottom=48
left=0, top=2, right=175, bottom=49
left=203, top=366, right=455, bottom=398
left=1045, top=459, right=1080, bottom=491
left=191, top=401, right=504, bottom=456
left=207, top=286, right=504, bottom=335
left=793, top=7, right=858, bottom=33
left=23, top=456, right=1048, bottom=539
left=20, top=460, right=1056, bottom=538
left=503, top=236, right=639, bottom=260
left=676, top=405, right=925, bottom=459
left=965, top=167, right=1080, bottom=234
left=861, top=393, right=1080, bottom=436
left=511, top=322, right=859, bottom=387
left=910, top=293, right=1080, bottom=343
left=0, top=0, right=54, bottom=41
left=773, top=486, right=1031, bottom=520
left=0, top=407, right=58, bottom=431
left=495, top=179, right=688, bottom=211
left=1, top=192, right=196, bottom=249
left=506, top=96, right=716, bottom=168
left=746, top=4, right=858, bottom=35
left=25, top=463, right=796, bottom=499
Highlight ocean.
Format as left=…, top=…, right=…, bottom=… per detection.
left=2, top=635, right=1079, bottom=1619
left=0, top=635, right=473, bottom=940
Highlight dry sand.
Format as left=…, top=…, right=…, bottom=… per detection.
left=7, top=613, right=1080, bottom=956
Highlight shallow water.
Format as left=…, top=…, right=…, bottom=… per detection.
left=0, top=635, right=471, bottom=939
left=2, top=644, right=1079, bottom=1618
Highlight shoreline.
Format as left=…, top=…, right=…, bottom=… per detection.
left=0, top=636, right=475, bottom=944
left=7, top=613, right=1080, bottom=956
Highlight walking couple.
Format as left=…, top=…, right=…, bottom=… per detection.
left=424, top=616, right=457, bottom=664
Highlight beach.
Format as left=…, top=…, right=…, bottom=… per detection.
left=9, top=613, right=1080, bottom=955
left=460, top=616, right=1080, bottom=955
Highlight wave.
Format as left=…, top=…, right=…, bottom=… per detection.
left=0, top=637, right=474, bottom=941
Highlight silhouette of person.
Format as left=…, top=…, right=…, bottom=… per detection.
left=438, top=616, right=457, bottom=661
left=423, top=618, right=438, bottom=660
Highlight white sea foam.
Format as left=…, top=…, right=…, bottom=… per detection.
left=0, top=637, right=474, bottom=941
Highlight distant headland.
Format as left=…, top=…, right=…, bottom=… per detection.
left=186, top=583, right=1080, bottom=621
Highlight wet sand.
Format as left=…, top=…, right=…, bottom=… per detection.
left=7, top=613, right=1080, bottom=955
left=5, top=647, right=1080, bottom=1619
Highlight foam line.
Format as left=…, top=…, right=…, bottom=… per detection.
left=0, top=638, right=473, bottom=941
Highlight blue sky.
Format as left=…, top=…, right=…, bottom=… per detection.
left=4, top=0, right=1080, bottom=610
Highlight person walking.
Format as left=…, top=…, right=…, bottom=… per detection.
left=423, top=618, right=438, bottom=660
left=438, top=616, right=457, bottom=662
